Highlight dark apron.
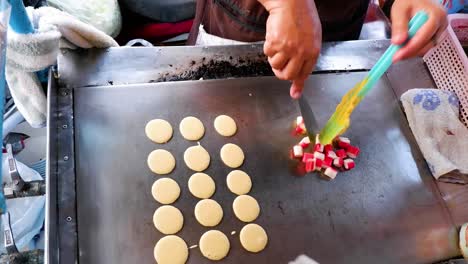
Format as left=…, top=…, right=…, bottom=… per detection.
left=187, top=0, right=370, bottom=45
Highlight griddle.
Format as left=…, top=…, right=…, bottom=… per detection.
left=46, top=42, right=460, bottom=264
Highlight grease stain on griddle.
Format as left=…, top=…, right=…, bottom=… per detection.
left=277, top=201, right=285, bottom=215
left=327, top=210, right=336, bottom=232
left=156, top=56, right=273, bottom=82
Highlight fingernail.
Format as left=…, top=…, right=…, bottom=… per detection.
left=292, top=91, right=301, bottom=99
left=392, top=34, right=406, bottom=45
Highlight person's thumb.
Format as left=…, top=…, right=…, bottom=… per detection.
left=290, top=79, right=305, bottom=99
left=391, top=3, right=410, bottom=45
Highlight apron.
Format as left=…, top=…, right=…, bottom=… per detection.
left=187, top=0, right=370, bottom=45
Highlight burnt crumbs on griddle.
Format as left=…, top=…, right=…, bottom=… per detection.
left=155, top=57, right=274, bottom=82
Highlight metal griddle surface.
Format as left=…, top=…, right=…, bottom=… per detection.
left=74, top=73, right=456, bottom=264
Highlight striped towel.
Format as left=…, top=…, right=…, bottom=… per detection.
left=6, top=6, right=118, bottom=128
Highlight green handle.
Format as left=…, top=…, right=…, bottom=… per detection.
left=358, top=11, right=429, bottom=98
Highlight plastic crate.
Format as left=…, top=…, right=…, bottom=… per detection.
left=423, top=14, right=468, bottom=127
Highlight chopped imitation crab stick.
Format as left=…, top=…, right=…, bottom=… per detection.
left=335, top=149, right=347, bottom=159
left=338, top=137, right=351, bottom=144
left=305, top=159, right=316, bottom=172
left=296, top=116, right=304, bottom=126
left=323, top=157, right=333, bottom=168
left=313, top=152, right=325, bottom=160
left=315, top=158, right=323, bottom=170
left=299, top=136, right=311, bottom=148
left=314, top=143, right=324, bottom=152
left=326, top=150, right=337, bottom=159
left=293, top=131, right=359, bottom=178
left=293, top=145, right=303, bottom=158
left=344, top=159, right=355, bottom=170
left=338, top=140, right=350, bottom=149
left=302, top=152, right=314, bottom=163
left=346, top=146, right=360, bottom=159
left=294, top=116, right=306, bottom=135
left=333, top=158, right=344, bottom=168
left=324, top=167, right=338, bottom=179
left=295, top=125, right=306, bottom=135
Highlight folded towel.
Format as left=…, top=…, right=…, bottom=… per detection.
left=6, top=6, right=118, bottom=128
left=195, top=25, right=248, bottom=46
left=401, top=89, right=468, bottom=184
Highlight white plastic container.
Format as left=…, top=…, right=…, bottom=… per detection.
left=423, top=14, right=468, bottom=126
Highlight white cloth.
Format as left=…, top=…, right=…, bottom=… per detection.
left=401, top=89, right=468, bottom=184
left=0, top=196, right=45, bottom=253
left=2, top=155, right=43, bottom=184
left=6, top=6, right=118, bottom=128
left=195, top=24, right=262, bottom=46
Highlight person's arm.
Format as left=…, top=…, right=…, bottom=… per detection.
left=390, top=0, right=447, bottom=62
left=258, top=0, right=322, bottom=99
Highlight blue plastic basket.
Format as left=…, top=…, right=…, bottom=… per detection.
left=442, top=0, right=465, bottom=14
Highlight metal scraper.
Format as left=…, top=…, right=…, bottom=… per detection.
left=298, top=95, right=319, bottom=141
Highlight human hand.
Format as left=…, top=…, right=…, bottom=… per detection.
left=391, top=0, right=448, bottom=62
left=259, top=0, right=322, bottom=99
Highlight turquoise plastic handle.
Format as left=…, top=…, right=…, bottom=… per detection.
left=357, top=11, right=429, bottom=98
left=8, top=0, right=34, bottom=34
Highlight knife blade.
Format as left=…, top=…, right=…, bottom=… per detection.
left=298, top=95, right=319, bottom=140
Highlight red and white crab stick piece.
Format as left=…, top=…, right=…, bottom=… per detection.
left=338, top=140, right=350, bottom=149
left=346, top=146, right=360, bottom=159
left=295, top=125, right=306, bottom=135
left=344, top=159, right=355, bottom=170
left=305, top=159, right=316, bottom=172
left=295, top=116, right=306, bottom=134
left=293, top=145, right=303, bottom=158
left=299, top=136, right=310, bottom=148
left=335, top=136, right=351, bottom=149
left=313, top=151, right=325, bottom=160
left=296, top=116, right=304, bottom=126
left=314, top=143, right=324, bottom=152
left=338, top=136, right=350, bottom=144
left=323, top=157, right=333, bottom=168
left=324, top=167, right=338, bottom=180
left=335, top=149, right=347, bottom=159
left=324, top=144, right=333, bottom=153
left=302, top=153, right=314, bottom=163
left=333, top=157, right=344, bottom=168
left=326, top=150, right=337, bottom=159
left=315, top=159, right=323, bottom=171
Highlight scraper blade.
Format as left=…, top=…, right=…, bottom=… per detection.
left=298, top=95, right=319, bottom=140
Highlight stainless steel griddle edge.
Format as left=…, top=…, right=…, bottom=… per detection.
left=57, top=40, right=391, bottom=88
